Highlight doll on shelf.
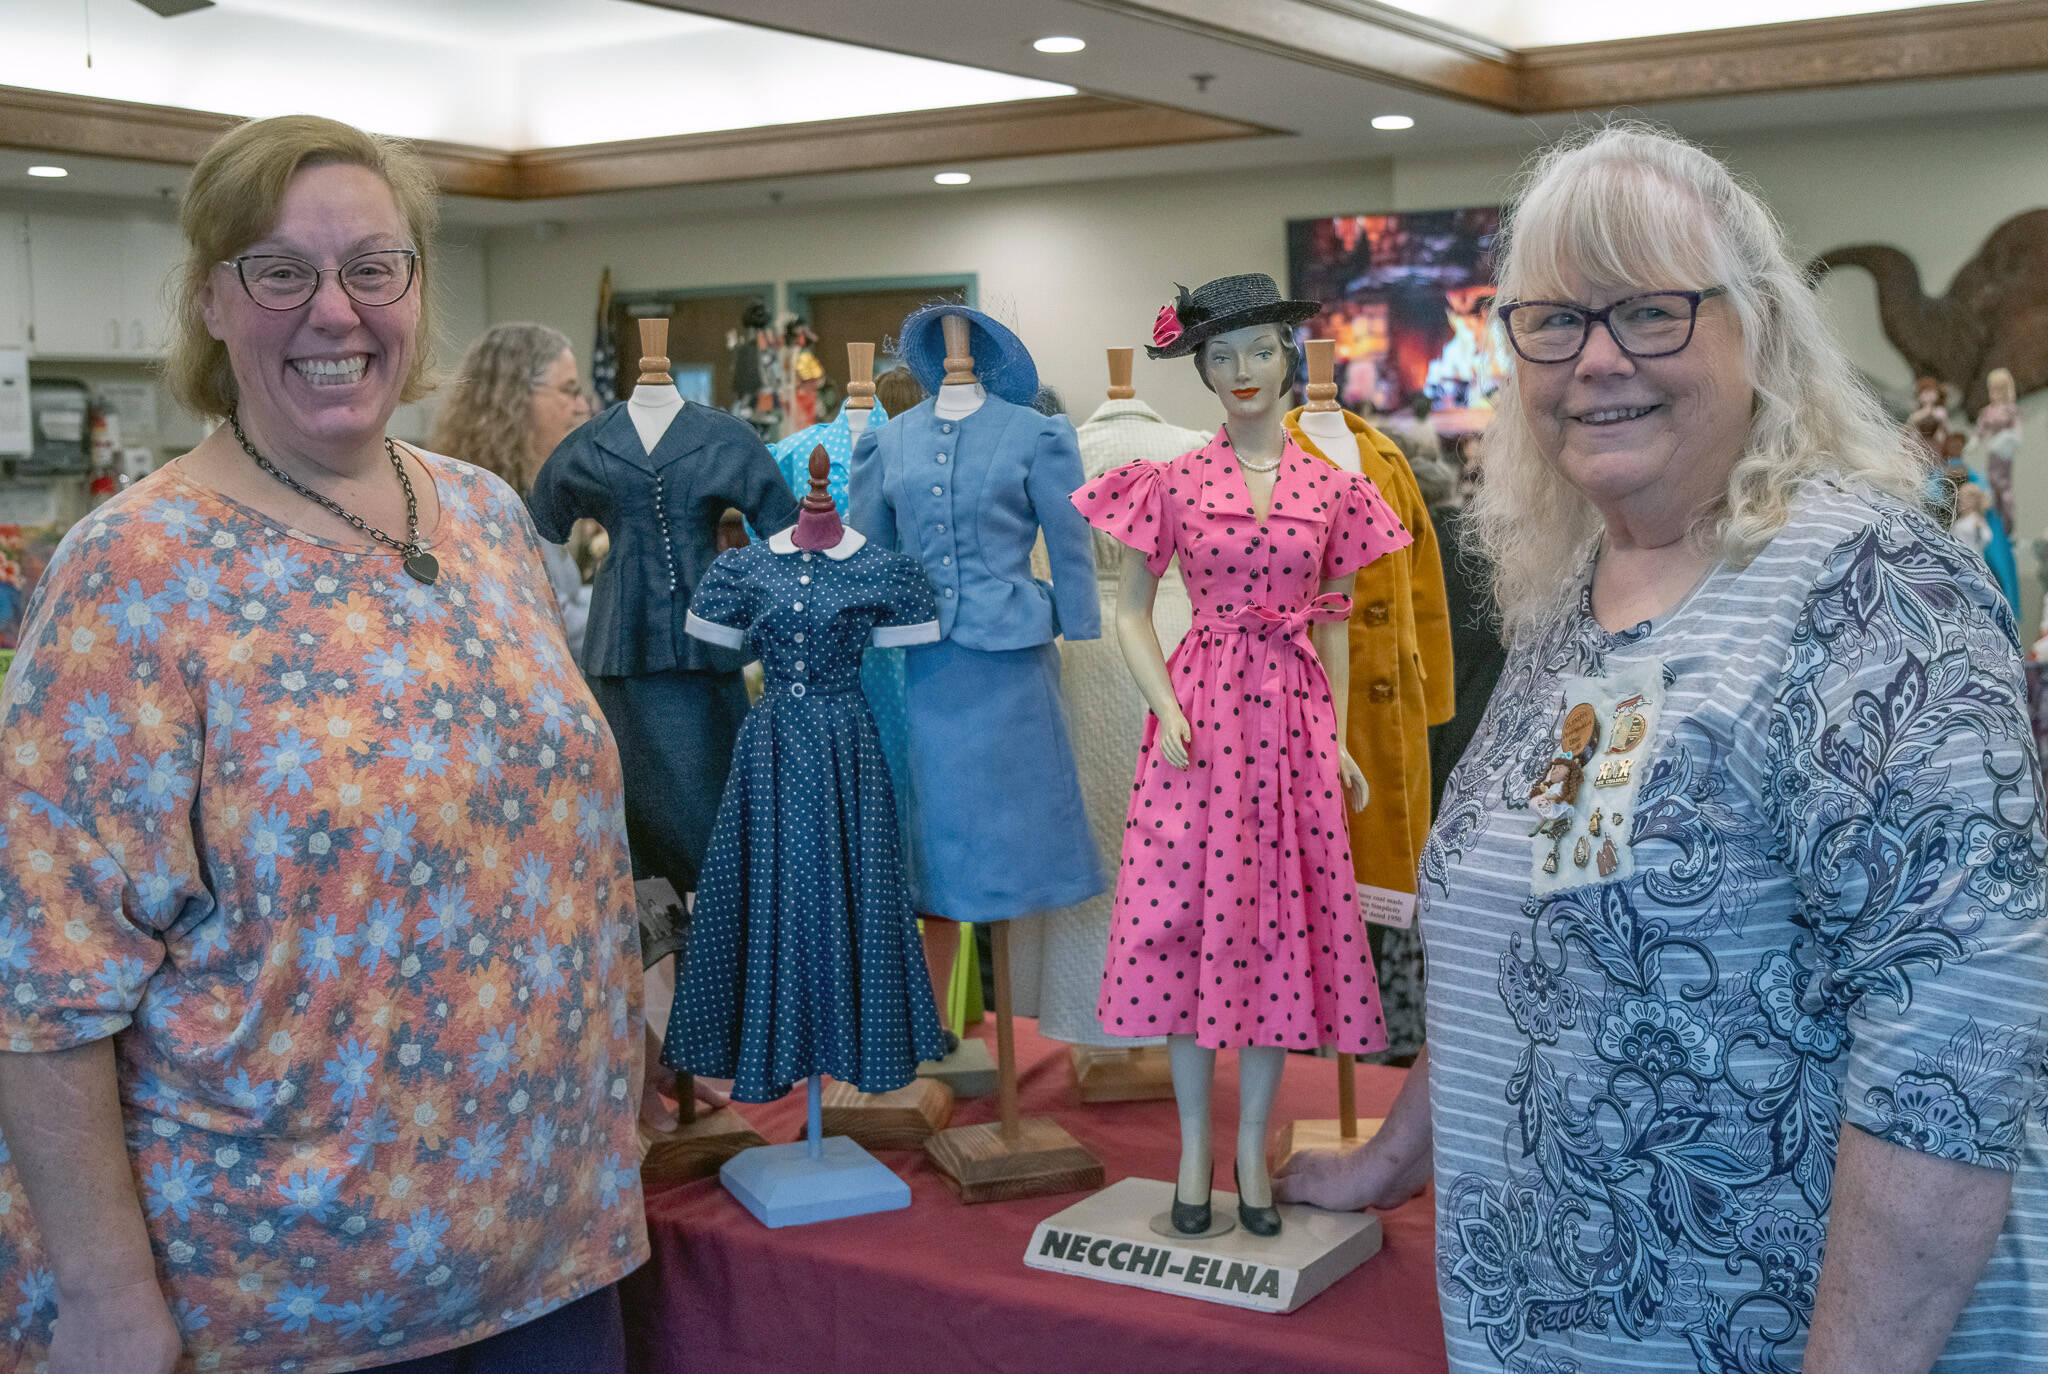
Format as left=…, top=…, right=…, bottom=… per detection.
left=1908, top=375, right=1949, bottom=467
left=1975, top=366, right=2022, bottom=536
left=1072, top=274, right=1411, bottom=1238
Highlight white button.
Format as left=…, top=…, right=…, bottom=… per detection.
left=936, top=524, right=946, bottom=533
left=793, top=601, right=804, bottom=611
left=944, top=588, right=955, bottom=597
left=794, top=632, right=805, bottom=643
left=790, top=682, right=806, bottom=697
left=937, top=455, right=948, bottom=464
left=941, top=423, right=953, bottom=433
left=793, top=660, right=806, bottom=672
left=942, top=556, right=952, bottom=565
left=799, top=575, right=811, bottom=584
left=801, top=552, right=813, bottom=562
left=931, top=485, right=943, bottom=496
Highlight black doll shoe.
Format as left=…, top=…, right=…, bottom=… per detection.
left=1171, top=1186, right=1213, bottom=1235
left=1235, top=1163, right=1281, bottom=1237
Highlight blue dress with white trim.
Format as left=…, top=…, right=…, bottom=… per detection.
left=662, top=530, right=949, bottom=1101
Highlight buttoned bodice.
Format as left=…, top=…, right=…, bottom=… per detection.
left=529, top=401, right=798, bottom=677
left=848, top=396, right=1099, bottom=650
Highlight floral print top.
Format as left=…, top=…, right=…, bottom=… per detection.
left=0, top=452, right=647, bottom=1372
left=1421, top=482, right=2048, bottom=1372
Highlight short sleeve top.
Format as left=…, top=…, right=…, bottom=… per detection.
left=1071, top=429, right=1411, bottom=621
left=1419, top=481, right=2048, bottom=1372
left=0, top=454, right=647, bottom=1371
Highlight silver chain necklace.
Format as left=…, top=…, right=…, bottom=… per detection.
left=230, top=413, right=439, bottom=584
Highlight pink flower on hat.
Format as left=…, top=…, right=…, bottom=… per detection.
left=1152, top=305, right=1183, bottom=348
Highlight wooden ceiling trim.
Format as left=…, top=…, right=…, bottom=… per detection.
left=1517, top=0, right=2048, bottom=109
left=0, top=87, right=1268, bottom=201
left=508, top=95, right=1273, bottom=199
left=1078, top=0, right=2048, bottom=111
left=1072, top=0, right=1518, bottom=107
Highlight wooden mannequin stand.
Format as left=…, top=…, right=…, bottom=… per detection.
left=1271, top=1058, right=1383, bottom=1174
left=1295, top=340, right=1360, bottom=474
left=1065, top=345, right=1177, bottom=1107
left=927, top=922, right=1104, bottom=1202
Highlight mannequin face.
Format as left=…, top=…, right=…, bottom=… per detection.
left=529, top=348, right=589, bottom=465
left=1991, top=371, right=2017, bottom=407
left=1197, top=324, right=1291, bottom=425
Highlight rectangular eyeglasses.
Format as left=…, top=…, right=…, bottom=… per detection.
left=1497, top=287, right=1726, bottom=364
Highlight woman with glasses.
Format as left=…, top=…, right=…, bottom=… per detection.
left=430, top=322, right=597, bottom=663
left=1279, top=122, right=2048, bottom=1373
left=0, top=116, right=646, bottom=1373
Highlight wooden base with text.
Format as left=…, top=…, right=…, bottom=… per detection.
left=924, top=1113, right=1105, bottom=1204
left=1069, top=1043, right=1176, bottom=1103
left=819, top=1077, right=954, bottom=1151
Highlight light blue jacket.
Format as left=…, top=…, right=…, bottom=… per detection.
left=849, top=397, right=1099, bottom=649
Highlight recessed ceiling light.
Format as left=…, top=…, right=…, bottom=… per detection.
left=1371, top=115, right=1415, bottom=131
left=26, top=165, right=68, bottom=178
left=933, top=172, right=972, bottom=186
left=1033, top=35, right=1086, bottom=53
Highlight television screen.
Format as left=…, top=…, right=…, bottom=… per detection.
left=1286, top=207, right=1504, bottom=435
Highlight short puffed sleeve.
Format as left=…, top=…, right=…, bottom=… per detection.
left=1321, top=471, right=1413, bottom=581
left=682, top=550, right=756, bottom=651
left=870, top=550, right=942, bottom=649
left=1070, top=459, right=1177, bottom=577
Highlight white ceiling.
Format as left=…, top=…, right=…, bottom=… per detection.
left=1377, top=0, right=1978, bottom=48
left=0, top=0, right=2043, bottom=227
left=2, top=0, right=1071, bottom=149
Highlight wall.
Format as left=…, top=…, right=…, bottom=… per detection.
left=482, top=109, right=2048, bottom=628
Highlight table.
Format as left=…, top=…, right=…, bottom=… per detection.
left=620, top=1019, right=1447, bottom=1374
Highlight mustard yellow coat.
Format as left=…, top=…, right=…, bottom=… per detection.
left=1285, top=408, right=1454, bottom=896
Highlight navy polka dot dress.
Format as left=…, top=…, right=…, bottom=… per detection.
left=662, top=534, right=950, bottom=1102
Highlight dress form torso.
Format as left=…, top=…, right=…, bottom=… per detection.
left=1297, top=409, right=1359, bottom=472
left=628, top=384, right=684, bottom=453
left=934, top=383, right=987, bottom=421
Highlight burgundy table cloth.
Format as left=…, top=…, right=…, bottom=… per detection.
left=620, top=1020, right=1447, bottom=1374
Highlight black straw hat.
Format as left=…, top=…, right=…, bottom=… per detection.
left=1146, top=273, right=1320, bottom=360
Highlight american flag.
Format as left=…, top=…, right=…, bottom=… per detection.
left=590, top=267, right=617, bottom=409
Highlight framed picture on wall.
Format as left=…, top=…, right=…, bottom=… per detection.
left=1285, top=207, right=1504, bottom=435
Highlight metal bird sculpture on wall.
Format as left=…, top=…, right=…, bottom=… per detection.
left=1810, top=208, right=2048, bottom=413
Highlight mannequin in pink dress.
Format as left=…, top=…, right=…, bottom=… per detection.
left=1073, top=274, right=1411, bottom=1237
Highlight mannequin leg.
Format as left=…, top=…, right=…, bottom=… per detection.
left=1235, top=1046, right=1287, bottom=1209
left=1166, top=1035, right=1216, bottom=1205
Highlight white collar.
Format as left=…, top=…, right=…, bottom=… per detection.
left=767, top=526, right=866, bottom=560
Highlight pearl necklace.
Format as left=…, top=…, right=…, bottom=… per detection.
left=1237, top=451, right=1281, bottom=474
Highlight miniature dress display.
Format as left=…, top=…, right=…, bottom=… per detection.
left=770, top=402, right=925, bottom=902
left=529, top=400, right=798, bottom=897
left=1076, top=429, right=1412, bottom=1051
left=1008, top=396, right=1208, bottom=1046
left=849, top=305, right=1104, bottom=924
left=663, top=528, right=949, bottom=1102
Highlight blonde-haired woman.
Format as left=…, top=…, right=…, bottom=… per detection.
left=0, top=115, right=644, bottom=1373
left=431, top=322, right=595, bottom=661
left=1279, top=122, right=2048, bottom=1373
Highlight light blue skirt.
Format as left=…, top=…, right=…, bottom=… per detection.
left=902, top=639, right=1103, bottom=922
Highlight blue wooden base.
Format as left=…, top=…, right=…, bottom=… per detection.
left=720, top=1136, right=912, bottom=1228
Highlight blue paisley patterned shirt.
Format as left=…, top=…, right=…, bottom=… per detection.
left=1421, top=481, right=2048, bottom=1372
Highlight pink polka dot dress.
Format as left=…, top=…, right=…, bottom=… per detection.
left=1072, top=429, right=1412, bottom=1053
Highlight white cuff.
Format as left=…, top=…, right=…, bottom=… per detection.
left=684, top=610, right=747, bottom=649
left=873, top=619, right=941, bottom=648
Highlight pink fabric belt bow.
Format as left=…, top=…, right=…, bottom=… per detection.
left=1192, top=593, right=1352, bottom=953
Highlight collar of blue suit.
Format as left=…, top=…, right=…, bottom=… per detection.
left=591, top=399, right=707, bottom=474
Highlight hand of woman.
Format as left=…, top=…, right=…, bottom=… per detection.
left=49, top=1278, right=180, bottom=1374
left=1340, top=750, right=1369, bottom=812
left=1156, top=706, right=1194, bottom=768
left=1273, top=1130, right=1430, bottom=1213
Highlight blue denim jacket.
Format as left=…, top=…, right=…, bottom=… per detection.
left=528, top=401, right=798, bottom=678
left=848, top=397, right=1099, bottom=650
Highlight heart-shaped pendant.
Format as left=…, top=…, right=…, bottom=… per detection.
left=404, top=551, right=440, bottom=585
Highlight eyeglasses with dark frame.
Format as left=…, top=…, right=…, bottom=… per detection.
left=218, top=249, right=419, bottom=312
left=1496, top=287, right=1726, bottom=364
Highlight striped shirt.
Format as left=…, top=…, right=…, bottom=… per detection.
left=1420, top=481, right=2048, bottom=1371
